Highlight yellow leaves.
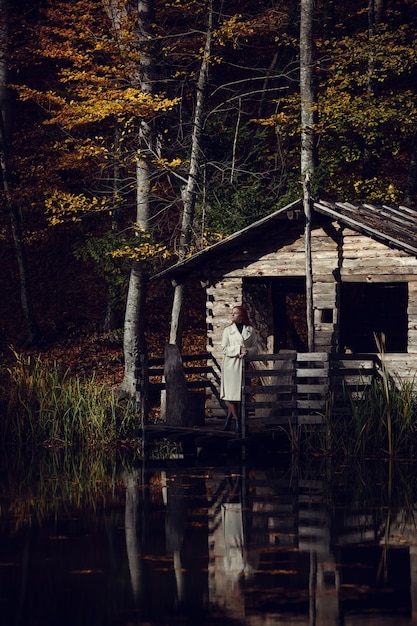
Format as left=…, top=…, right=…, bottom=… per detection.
left=353, top=179, right=400, bottom=204
left=45, top=191, right=112, bottom=225
left=108, top=228, right=171, bottom=263
left=186, top=230, right=227, bottom=255
left=214, top=15, right=254, bottom=48
left=213, top=7, right=285, bottom=49
left=323, top=22, right=417, bottom=92
left=75, top=138, right=109, bottom=160
left=251, top=112, right=291, bottom=127
left=154, top=157, right=182, bottom=168
left=43, top=89, right=180, bottom=130
left=12, top=85, right=66, bottom=109
left=109, top=242, right=171, bottom=261
left=251, top=105, right=299, bottom=140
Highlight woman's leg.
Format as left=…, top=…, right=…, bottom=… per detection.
left=224, top=401, right=238, bottom=430
left=227, top=401, right=239, bottom=420
left=224, top=401, right=242, bottom=432
left=223, top=402, right=233, bottom=430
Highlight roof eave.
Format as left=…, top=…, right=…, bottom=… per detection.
left=152, top=198, right=303, bottom=282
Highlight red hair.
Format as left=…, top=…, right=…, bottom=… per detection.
left=233, top=306, right=251, bottom=326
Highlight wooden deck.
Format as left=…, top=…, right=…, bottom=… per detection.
left=144, top=350, right=384, bottom=455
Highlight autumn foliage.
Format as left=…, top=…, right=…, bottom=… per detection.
left=1, top=0, right=417, bottom=371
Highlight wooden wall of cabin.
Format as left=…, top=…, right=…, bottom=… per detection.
left=339, top=227, right=417, bottom=384
left=204, top=220, right=341, bottom=415
left=204, top=221, right=417, bottom=415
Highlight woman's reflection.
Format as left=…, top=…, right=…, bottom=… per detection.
left=221, top=473, right=253, bottom=580
left=208, top=470, right=257, bottom=618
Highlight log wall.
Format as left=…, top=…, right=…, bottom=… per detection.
left=204, top=220, right=417, bottom=416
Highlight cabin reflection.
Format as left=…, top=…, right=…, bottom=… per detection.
left=124, top=465, right=416, bottom=625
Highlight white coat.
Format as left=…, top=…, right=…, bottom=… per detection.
left=220, top=324, right=257, bottom=402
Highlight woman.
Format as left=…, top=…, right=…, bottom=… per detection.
left=220, top=306, right=257, bottom=433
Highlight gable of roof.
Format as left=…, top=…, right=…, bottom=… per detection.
left=153, top=199, right=417, bottom=281
left=314, top=200, right=417, bottom=256
left=153, top=198, right=303, bottom=281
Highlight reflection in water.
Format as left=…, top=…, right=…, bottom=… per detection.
left=124, top=470, right=141, bottom=603
left=208, top=470, right=258, bottom=620
left=0, top=448, right=417, bottom=625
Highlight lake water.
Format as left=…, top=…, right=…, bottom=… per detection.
left=1, top=445, right=416, bottom=626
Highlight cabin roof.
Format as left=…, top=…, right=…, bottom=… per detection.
left=314, top=200, right=417, bottom=256
left=153, top=198, right=417, bottom=281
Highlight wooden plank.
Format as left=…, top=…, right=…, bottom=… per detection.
left=243, top=385, right=296, bottom=393
left=244, top=400, right=296, bottom=409
left=246, top=352, right=296, bottom=361
left=343, top=256, right=417, bottom=269
left=341, top=273, right=417, bottom=282
left=297, top=384, right=329, bottom=393
left=149, top=352, right=211, bottom=366
left=248, top=415, right=297, bottom=424
left=246, top=368, right=294, bottom=377
left=298, top=415, right=323, bottom=424
left=315, top=203, right=417, bottom=254
left=297, top=400, right=326, bottom=409
left=296, top=353, right=329, bottom=361
left=296, top=369, right=329, bottom=378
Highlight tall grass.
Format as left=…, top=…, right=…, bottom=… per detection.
left=0, top=350, right=139, bottom=446
left=345, top=375, right=417, bottom=457
left=310, top=338, right=417, bottom=458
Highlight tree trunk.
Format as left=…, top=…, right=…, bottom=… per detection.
left=118, top=261, right=149, bottom=407
left=0, top=0, right=39, bottom=345
left=369, top=0, right=386, bottom=28
left=404, top=132, right=417, bottom=206
left=169, top=281, right=186, bottom=346
left=169, top=0, right=213, bottom=348
left=164, top=343, right=190, bottom=426
left=106, top=0, right=156, bottom=407
left=300, top=0, right=316, bottom=352
left=118, top=152, right=152, bottom=405
left=364, top=0, right=386, bottom=178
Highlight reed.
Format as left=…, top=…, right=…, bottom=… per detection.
left=0, top=350, right=139, bottom=446
left=311, top=342, right=417, bottom=458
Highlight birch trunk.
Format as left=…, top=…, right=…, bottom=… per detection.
left=300, top=0, right=315, bottom=352
left=364, top=0, right=386, bottom=177
left=169, top=0, right=213, bottom=347
left=105, top=0, right=155, bottom=405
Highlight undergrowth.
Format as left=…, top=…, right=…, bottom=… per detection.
left=0, top=350, right=139, bottom=446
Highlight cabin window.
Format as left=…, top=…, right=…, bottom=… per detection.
left=321, top=309, right=333, bottom=324
left=340, top=282, right=408, bottom=353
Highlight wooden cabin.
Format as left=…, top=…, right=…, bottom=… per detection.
left=154, top=199, right=417, bottom=418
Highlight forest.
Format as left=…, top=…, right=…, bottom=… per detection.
left=1, top=0, right=417, bottom=414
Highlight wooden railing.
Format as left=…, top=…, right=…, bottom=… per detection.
left=147, top=350, right=384, bottom=430
left=148, top=352, right=217, bottom=392
left=241, top=352, right=330, bottom=431
left=241, top=352, right=383, bottom=431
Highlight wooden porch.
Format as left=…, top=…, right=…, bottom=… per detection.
left=241, top=351, right=381, bottom=434
left=143, top=350, right=384, bottom=453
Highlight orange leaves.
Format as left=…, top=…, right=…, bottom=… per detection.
left=213, top=8, right=285, bottom=50
left=108, top=227, right=172, bottom=263
left=45, top=192, right=113, bottom=225
left=43, top=89, right=179, bottom=130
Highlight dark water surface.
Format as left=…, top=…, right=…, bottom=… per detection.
left=1, top=446, right=416, bottom=625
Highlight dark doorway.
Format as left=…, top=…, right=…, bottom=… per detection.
left=340, top=282, right=408, bottom=353
left=272, top=277, right=307, bottom=352
left=244, top=277, right=307, bottom=353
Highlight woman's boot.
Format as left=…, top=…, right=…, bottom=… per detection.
left=223, top=415, right=232, bottom=431
left=235, top=419, right=241, bottom=434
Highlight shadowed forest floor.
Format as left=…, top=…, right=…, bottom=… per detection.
left=1, top=224, right=206, bottom=387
